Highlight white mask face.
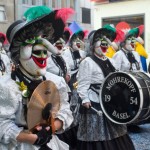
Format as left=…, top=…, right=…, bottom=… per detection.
left=72, top=41, right=79, bottom=51
left=19, top=44, right=48, bottom=76
left=94, top=41, right=103, bottom=56
left=94, top=38, right=108, bottom=56
left=72, top=38, right=84, bottom=51
left=54, top=43, right=63, bottom=54
left=124, top=36, right=136, bottom=51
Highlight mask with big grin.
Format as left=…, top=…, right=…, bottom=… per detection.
left=125, top=36, right=136, bottom=51
left=94, top=38, right=108, bottom=56
left=100, top=40, right=108, bottom=53
left=32, top=48, right=48, bottom=68
left=19, top=44, right=48, bottom=76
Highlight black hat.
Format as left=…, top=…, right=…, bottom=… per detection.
left=63, top=27, right=72, bottom=43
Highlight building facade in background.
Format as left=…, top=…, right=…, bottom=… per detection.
left=93, top=0, right=150, bottom=61
left=0, top=0, right=94, bottom=34
left=16, top=0, right=94, bottom=33
left=0, top=0, right=15, bottom=33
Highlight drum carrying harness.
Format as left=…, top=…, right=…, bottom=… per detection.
left=79, top=55, right=116, bottom=115
left=89, top=54, right=116, bottom=94
left=70, top=48, right=81, bottom=72
left=0, top=54, right=5, bottom=74
left=122, top=49, right=140, bottom=71
left=51, top=54, right=67, bottom=78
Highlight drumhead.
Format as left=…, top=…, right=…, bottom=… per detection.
left=100, top=71, right=143, bottom=124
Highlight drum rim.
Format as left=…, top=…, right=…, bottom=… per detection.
left=100, top=71, right=144, bottom=124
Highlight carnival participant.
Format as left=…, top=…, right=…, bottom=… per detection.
left=112, top=27, right=144, bottom=132
left=76, top=25, right=135, bottom=150
left=47, top=37, right=71, bottom=83
left=0, top=6, right=73, bottom=150
left=112, top=27, right=143, bottom=72
left=135, top=37, right=148, bottom=72
left=62, top=21, right=88, bottom=91
left=133, top=25, right=148, bottom=72
left=0, top=32, right=11, bottom=75
left=56, top=22, right=88, bottom=150
left=105, top=29, right=124, bottom=58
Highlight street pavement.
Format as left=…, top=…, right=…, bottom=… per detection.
left=129, top=124, right=150, bottom=150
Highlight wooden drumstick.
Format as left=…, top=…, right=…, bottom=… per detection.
left=90, top=107, right=103, bottom=116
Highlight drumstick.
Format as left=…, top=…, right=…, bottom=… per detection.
left=90, top=106, right=103, bottom=116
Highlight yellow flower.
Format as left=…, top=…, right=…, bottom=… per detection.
left=16, top=81, right=30, bottom=97
left=16, top=81, right=27, bottom=91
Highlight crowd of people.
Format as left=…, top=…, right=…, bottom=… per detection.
left=0, top=5, right=149, bottom=150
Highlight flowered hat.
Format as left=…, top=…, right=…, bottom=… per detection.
left=6, top=6, right=74, bottom=63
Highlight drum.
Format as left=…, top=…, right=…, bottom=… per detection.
left=100, top=71, right=150, bottom=124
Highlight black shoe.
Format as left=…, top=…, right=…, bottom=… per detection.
left=127, top=125, right=141, bottom=133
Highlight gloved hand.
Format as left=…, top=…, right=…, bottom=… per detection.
left=33, top=124, right=52, bottom=146
left=103, top=35, right=112, bottom=46
left=42, top=103, right=52, bottom=120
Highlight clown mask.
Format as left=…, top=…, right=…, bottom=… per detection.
left=72, top=38, right=84, bottom=51
left=54, top=38, right=65, bottom=54
left=124, top=36, right=136, bottom=51
left=19, top=44, right=48, bottom=76
left=94, top=37, right=108, bottom=56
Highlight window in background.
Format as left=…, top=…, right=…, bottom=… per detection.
left=22, top=0, right=30, bottom=4
left=22, top=0, right=26, bottom=4
left=70, top=0, right=75, bottom=9
left=32, top=0, right=36, bottom=5
left=52, top=0, right=56, bottom=8
left=0, top=6, right=7, bottom=21
left=82, top=8, right=91, bottom=24
left=42, top=0, right=48, bottom=5
left=61, top=0, right=67, bottom=8
left=102, top=15, right=144, bottom=28
left=102, top=14, right=144, bottom=39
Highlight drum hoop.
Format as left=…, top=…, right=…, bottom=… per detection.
left=100, top=71, right=144, bottom=124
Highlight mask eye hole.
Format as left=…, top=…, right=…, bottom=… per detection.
left=127, top=37, right=131, bottom=41
left=43, top=50, right=47, bottom=55
left=32, top=50, right=47, bottom=56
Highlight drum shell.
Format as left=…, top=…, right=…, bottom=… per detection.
left=130, top=72, right=150, bottom=124
left=100, top=71, right=150, bottom=124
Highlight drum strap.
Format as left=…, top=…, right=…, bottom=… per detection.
left=122, top=49, right=140, bottom=70
left=70, top=48, right=81, bottom=71
left=0, top=54, right=5, bottom=74
left=89, top=83, right=101, bottom=95
left=90, top=54, right=115, bottom=77
left=51, top=54, right=67, bottom=78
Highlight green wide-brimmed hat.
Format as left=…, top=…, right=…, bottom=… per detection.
left=125, top=27, right=139, bottom=40
left=92, top=24, right=116, bottom=45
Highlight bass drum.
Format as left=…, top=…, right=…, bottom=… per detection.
left=100, top=71, right=150, bottom=124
